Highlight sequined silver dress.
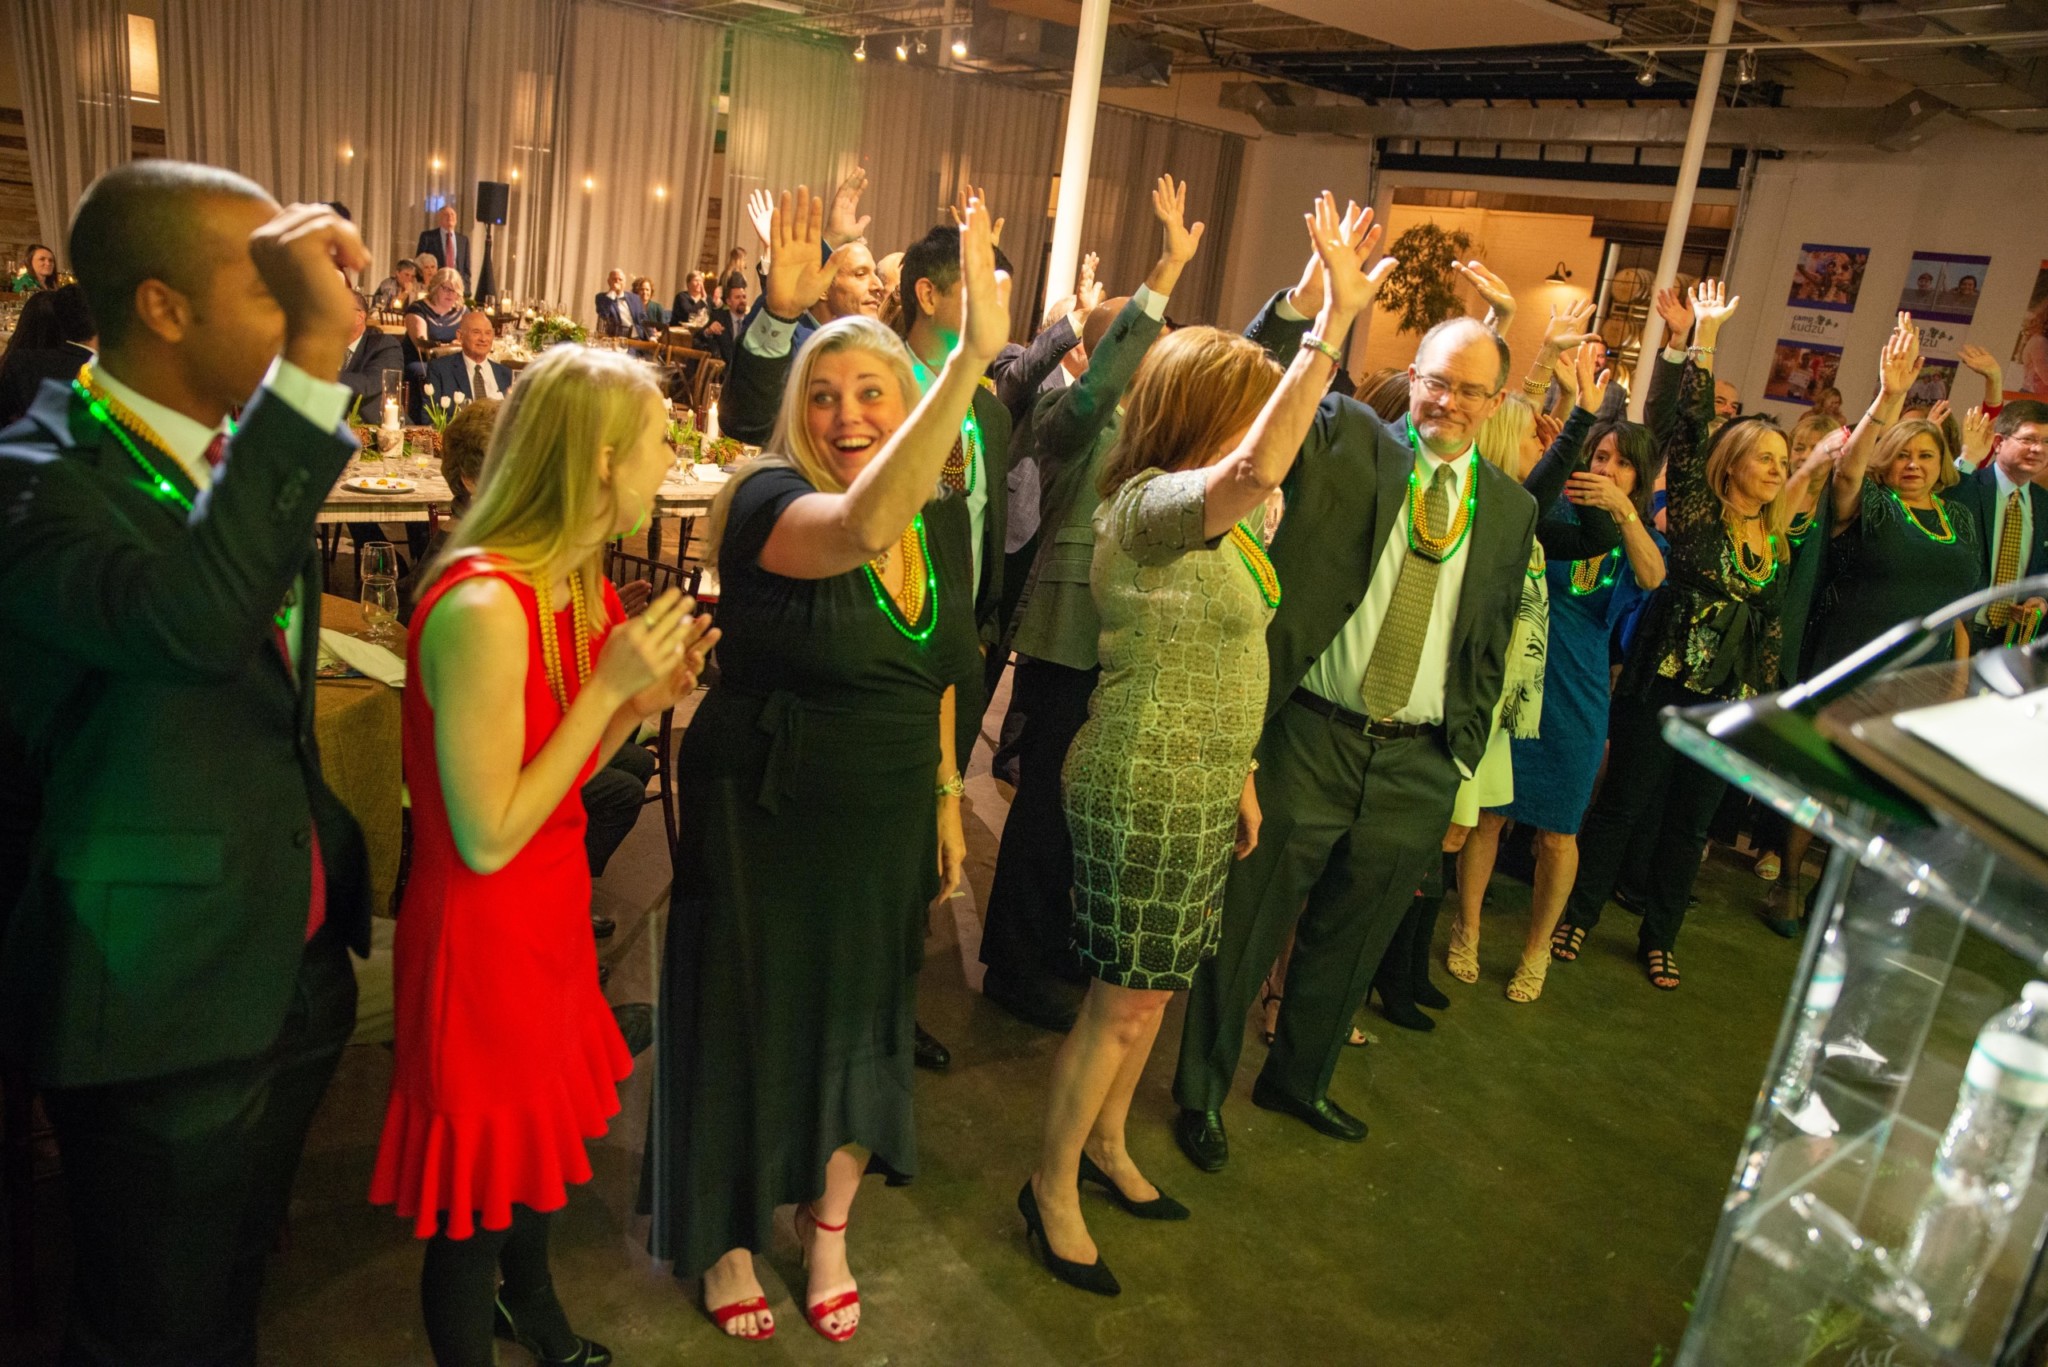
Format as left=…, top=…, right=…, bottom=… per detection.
left=1062, top=467, right=1275, bottom=990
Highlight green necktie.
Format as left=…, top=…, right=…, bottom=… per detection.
left=1360, top=461, right=1455, bottom=721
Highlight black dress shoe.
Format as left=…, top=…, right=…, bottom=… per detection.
left=590, top=913, right=616, bottom=940
left=1078, top=1152, right=1189, bottom=1220
left=1250, top=1076, right=1367, bottom=1143
left=983, top=972, right=1080, bottom=1033
left=1369, top=984, right=1436, bottom=1033
left=913, top=1022, right=951, bottom=1072
left=1172, top=1107, right=1228, bottom=1172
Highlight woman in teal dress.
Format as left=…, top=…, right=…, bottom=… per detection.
left=1021, top=191, right=1391, bottom=1297
left=645, top=192, right=1006, bottom=1345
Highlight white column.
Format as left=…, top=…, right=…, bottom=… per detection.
left=1629, top=0, right=1740, bottom=420
left=1043, top=0, right=1112, bottom=315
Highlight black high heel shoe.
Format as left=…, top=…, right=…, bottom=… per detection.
left=1077, top=1152, right=1190, bottom=1221
left=493, top=1295, right=614, bottom=1365
left=1018, top=1180, right=1121, bottom=1296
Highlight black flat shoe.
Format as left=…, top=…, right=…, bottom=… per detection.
left=493, top=1296, right=613, bottom=1365
left=1173, top=1107, right=1228, bottom=1173
left=590, top=913, right=616, bottom=940
left=1369, top=984, right=1436, bottom=1033
left=1250, top=1075, right=1367, bottom=1143
left=982, top=972, right=1080, bottom=1034
left=1077, top=1152, right=1190, bottom=1221
left=1017, top=1181, right=1120, bottom=1296
left=913, top=1022, right=951, bottom=1071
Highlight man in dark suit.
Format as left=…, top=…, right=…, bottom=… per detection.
left=1955, top=399, right=2048, bottom=648
left=415, top=202, right=471, bottom=287
left=696, top=279, right=748, bottom=366
left=0, top=161, right=372, bottom=1365
left=1171, top=312, right=1539, bottom=1171
left=594, top=267, right=650, bottom=339
left=338, top=288, right=404, bottom=407
left=417, top=309, right=513, bottom=419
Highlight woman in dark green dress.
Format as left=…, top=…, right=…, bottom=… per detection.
left=645, top=192, right=1007, bottom=1343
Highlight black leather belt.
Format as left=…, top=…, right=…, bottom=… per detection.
left=1290, top=687, right=1439, bottom=741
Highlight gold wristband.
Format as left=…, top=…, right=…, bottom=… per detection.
left=936, top=773, right=965, bottom=798
left=1301, top=334, right=1344, bottom=367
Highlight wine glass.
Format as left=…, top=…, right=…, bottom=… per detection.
left=359, top=540, right=400, bottom=644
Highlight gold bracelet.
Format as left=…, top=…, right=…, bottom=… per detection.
left=1621, top=510, right=1639, bottom=524
left=936, top=773, right=965, bottom=798
left=1301, top=334, right=1344, bottom=367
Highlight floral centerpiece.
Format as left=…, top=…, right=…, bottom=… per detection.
left=704, top=436, right=745, bottom=467
left=420, top=385, right=463, bottom=435
left=526, top=314, right=587, bottom=351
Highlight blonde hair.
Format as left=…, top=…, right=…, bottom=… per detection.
left=1096, top=327, right=1280, bottom=499
left=704, top=315, right=921, bottom=569
left=1874, top=417, right=1958, bottom=493
left=423, top=345, right=662, bottom=596
left=1475, top=394, right=1538, bottom=476
left=1704, top=417, right=1794, bottom=567
left=1789, top=410, right=1837, bottom=455
left=428, top=267, right=463, bottom=301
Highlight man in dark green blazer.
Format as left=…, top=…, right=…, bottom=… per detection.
left=0, top=161, right=372, bottom=1365
left=1171, top=314, right=1540, bottom=1170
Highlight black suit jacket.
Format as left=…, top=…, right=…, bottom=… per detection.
left=419, top=352, right=513, bottom=419
left=416, top=227, right=472, bottom=281
left=1952, top=463, right=2048, bottom=590
left=720, top=305, right=819, bottom=443
left=1244, top=298, right=1541, bottom=772
left=594, top=291, right=650, bottom=339
left=0, top=379, right=371, bottom=1087
left=339, top=328, right=405, bottom=405
left=991, top=316, right=1080, bottom=430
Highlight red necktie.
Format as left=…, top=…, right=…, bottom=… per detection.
left=203, top=432, right=226, bottom=468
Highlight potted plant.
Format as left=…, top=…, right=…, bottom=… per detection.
left=1379, top=222, right=1476, bottom=337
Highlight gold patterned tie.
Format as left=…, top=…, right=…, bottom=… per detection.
left=1989, top=489, right=2025, bottom=627
left=1360, top=462, right=1454, bottom=720
left=940, top=432, right=967, bottom=493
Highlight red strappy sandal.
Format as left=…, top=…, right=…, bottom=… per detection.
left=705, top=1293, right=775, bottom=1341
left=795, top=1204, right=861, bottom=1343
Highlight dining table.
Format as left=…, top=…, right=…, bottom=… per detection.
left=315, top=595, right=406, bottom=915
left=318, top=454, right=726, bottom=526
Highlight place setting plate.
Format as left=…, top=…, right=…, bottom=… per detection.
left=342, top=475, right=418, bottom=494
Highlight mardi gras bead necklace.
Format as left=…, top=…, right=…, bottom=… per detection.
left=1569, top=550, right=1620, bottom=596
left=532, top=571, right=594, bottom=710
left=1228, top=518, right=1281, bottom=608
left=864, top=513, right=938, bottom=642
left=1886, top=486, right=1958, bottom=545
left=1402, top=418, right=1479, bottom=561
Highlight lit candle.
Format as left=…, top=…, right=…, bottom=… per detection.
left=382, top=398, right=400, bottom=429
left=706, top=401, right=720, bottom=442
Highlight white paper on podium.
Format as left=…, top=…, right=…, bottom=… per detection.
left=1892, top=687, right=2048, bottom=814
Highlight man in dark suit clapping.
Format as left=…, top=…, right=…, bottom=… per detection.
left=0, top=162, right=374, bottom=1364
left=414, top=202, right=471, bottom=287
left=417, top=309, right=512, bottom=419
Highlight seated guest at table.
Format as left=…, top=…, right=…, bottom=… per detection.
left=373, top=259, right=420, bottom=313
left=645, top=196, right=1004, bottom=1345
left=415, top=251, right=441, bottom=283
left=416, top=203, right=472, bottom=287
left=405, top=269, right=466, bottom=382
left=0, top=282, right=94, bottom=427
left=339, top=289, right=404, bottom=406
left=670, top=270, right=711, bottom=328
left=11, top=242, right=60, bottom=292
left=595, top=269, right=649, bottom=339
left=373, top=344, right=714, bottom=1367
left=0, top=161, right=372, bottom=1367
left=697, top=279, right=748, bottom=365
left=418, top=311, right=512, bottom=420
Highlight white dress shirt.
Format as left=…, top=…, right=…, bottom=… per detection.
left=1300, top=439, right=1477, bottom=730
left=464, top=355, right=503, bottom=400
left=93, top=358, right=351, bottom=668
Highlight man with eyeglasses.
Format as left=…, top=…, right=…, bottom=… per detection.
left=1954, top=399, right=2048, bottom=649
left=1170, top=298, right=1539, bottom=1172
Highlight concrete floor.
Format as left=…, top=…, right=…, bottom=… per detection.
left=6, top=672, right=1806, bottom=1366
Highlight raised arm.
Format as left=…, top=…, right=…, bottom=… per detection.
left=1644, top=285, right=1695, bottom=445
left=1660, top=280, right=1737, bottom=539
left=1202, top=192, right=1392, bottom=537
left=758, top=195, right=1008, bottom=578
left=1833, top=313, right=1918, bottom=528
left=1456, top=260, right=1516, bottom=335
left=1958, top=343, right=2005, bottom=412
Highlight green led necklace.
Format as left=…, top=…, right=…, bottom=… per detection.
left=862, top=512, right=939, bottom=643
left=1568, top=550, right=1620, bottom=596
left=1402, top=418, right=1480, bottom=561
left=1731, top=533, right=1781, bottom=590
left=1227, top=518, right=1281, bottom=608
left=1886, top=486, right=1958, bottom=545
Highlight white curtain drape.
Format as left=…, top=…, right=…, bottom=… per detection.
left=1077, top=107, right=1243, bottom=326
left=9, top=0, right=131, bottom=258
left=460, top=0, right=569, bottom=302
left=542, top=3, right=722, bottom=324
left=724, top=31, right=859, bottom=267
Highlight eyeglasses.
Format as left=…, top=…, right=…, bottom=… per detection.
left=1414, top=373, right=1499, bottom=407
left=2001, top=434, right=2047, bottom=452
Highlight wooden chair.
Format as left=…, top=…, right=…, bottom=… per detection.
left=691, top=357, right=726, bottom=414
left=601, top=543, right=707, bottom=867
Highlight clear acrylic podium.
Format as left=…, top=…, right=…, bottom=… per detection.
left=1669, top=651, right=2048, bottom=1367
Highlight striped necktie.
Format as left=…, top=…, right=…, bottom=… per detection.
left=1989, top=489, right=2025, bottom=627
left=1360, top=462, right=1454, bottom=720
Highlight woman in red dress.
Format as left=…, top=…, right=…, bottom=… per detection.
left=370, top=345, right=716, bottom=1366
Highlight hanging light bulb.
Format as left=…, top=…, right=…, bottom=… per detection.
left=895, top=37, right=908, bottom=60
left=854, top=35, right=866, bottom=60
left=1636, top=55, right=1658, bottom=87
left=915, top=33, right=928, bottom=55
left=951, top=34, right=968, bottom=58
left=1736, top=48, right=1758, bottom=84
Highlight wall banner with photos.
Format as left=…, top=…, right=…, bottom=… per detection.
left=1768, top=243, right=1869, bottom=409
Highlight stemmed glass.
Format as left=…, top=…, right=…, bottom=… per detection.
left=359, top=541, right=400, bottom=645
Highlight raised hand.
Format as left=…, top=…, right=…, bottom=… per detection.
left=1287, top=197, right=1368, bottom=319
left=1928, top=397, right=1953, bottom=428
left=250, top=202, right=372, bottom=378
left=1534, top=411, right=1564, bottom=452
left=951, top=182, right=1005, bottom=250
left=1878, top=312, right=1923, bottom=399
left=1794, top=425, right=1848, bottom=490
left=1307, top=191, right=1391, bottom=323
left=1540, top=298, right=1599, bottom=357
left=1455, top=261, right=1516, bottom=331
left=1077, top=251, right=1103, bottom=313
left=1690, top=278, right=1740, bottom=333
left=958, top=193, right=1008, bottom=363
left=1153, top=174, right=1206, bottom=264
left=825, top=167, right=872, bottom=249
left=763, top=187, right=838, bottom=320
left=1574, top=344, right=1612, bottom=415
left=1960, top=404, right=1996, bottom=470
left=1565, top=470, right=1631, bottom=517
left=1959, top=342, right=2000, bottom=378
left=745, top=188, right=774, bottom=249
left=1652, top=285, right=1694, bottom=343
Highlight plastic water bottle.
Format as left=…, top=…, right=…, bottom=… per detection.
left=1769, top=943, right=1847, bottom=1135
left=1900, top=982, right=2048, bottom=1344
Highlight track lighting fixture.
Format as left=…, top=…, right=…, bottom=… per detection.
left=855, top=35, right=866, bottom=60
left=1637, top=55, right=1658, bottom=86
